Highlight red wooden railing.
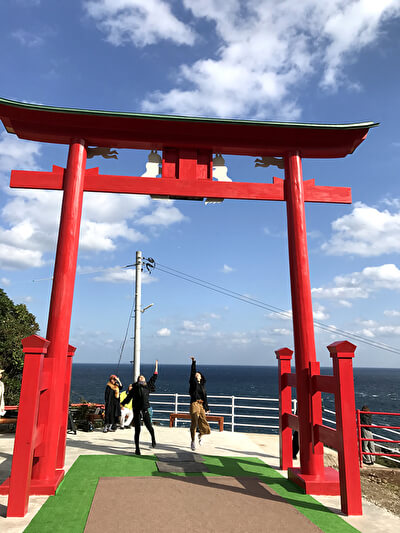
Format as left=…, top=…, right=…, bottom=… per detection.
left=0, top=335, right=76, bottom=517
left=276, top=340, right=362, bottom=516
left=356, top=411, right=400, bottom=467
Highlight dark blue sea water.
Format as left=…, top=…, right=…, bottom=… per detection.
left=70, top=364, right=400, bottom=433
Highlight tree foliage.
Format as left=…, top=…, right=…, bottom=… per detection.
left=0, top=288, right=39, bottom=404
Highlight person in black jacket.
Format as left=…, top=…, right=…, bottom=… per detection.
left=189, top=356, right=211, bottom=450
left=122, top=360, right=158, bottom=455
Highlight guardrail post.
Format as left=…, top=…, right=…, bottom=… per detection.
left=328, top=341, right=362, bottom=516
left=174, top=394, right=178, bottom=427
left=276, top=347, right=294, bottom=470
left=231, top=396, right=235, bottom=432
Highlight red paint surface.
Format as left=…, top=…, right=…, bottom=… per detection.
left=10, top=168, right=352, bottom=203
left=2, top=336, right=48, bottom=516
left=276, top=348, right=294, bottom=470
left=284, top=153, right=324, bottom=478
left=38, top=141, right=86, bottom=481
left=0, top=99, right=374, bottom=158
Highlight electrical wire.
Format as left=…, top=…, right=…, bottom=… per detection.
left=115, top=300, right=135, bottom=373
left=154, top=261, right=400, bottom=356
left=30, top=259, right=400, bottom=356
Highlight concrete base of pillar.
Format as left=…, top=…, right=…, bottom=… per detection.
left=0, top=469, right=64, bottom=496
left=288, top=466, right=340, bottom=495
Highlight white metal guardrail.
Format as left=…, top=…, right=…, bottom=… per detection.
left=151, top=393, right=297, bottom=433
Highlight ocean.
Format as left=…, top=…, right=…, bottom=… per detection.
left=70, top=364, right=400, bottom=433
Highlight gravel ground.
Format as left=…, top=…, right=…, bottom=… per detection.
left=359, top=467, right=400, bottom=517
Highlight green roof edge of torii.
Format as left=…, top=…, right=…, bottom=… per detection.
left=0, top=97, right=379, bottom=131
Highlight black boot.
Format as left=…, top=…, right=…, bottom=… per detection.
left=151, top=438, right=156, bottom=448
left=135, top=448, right=141, bottom=455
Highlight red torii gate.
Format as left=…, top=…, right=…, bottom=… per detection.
left=0, top=97, right=377, bottom=516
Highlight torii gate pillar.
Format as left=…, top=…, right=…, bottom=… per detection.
left=285, top=153, right=324, bottom=477
left=37, top=140, right=87, bottom=481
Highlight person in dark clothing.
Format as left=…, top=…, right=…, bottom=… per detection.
left=292, top=431, right=299, bottom=459
left=189, top=356, right=211, bottom=450
left=292, top=406, right=299, bottom=459
left=360, top=405, right=375, bottom=465
left=122, top=360, right=158, bottom=455
left=104, top=375, right=122, bottom=432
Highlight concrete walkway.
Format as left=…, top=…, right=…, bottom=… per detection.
left=1, top=426, right=399, bottom=533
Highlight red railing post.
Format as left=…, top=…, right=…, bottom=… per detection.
left=56, top=344, right=76, bottom=471
left=328, top=341, right=362, bottom=516
left=275, top=347, right=294, bottom=470
left=5, top=335, right=49, bottom=517
left=309, top=361, right=324, bottom=459
left=356, top=409, right=363, bottom=468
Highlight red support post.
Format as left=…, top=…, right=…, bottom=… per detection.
left=275, top=347, right=294, bottom=470
left=309, top=361, right=324, bottom=456
left=356, top=409, right=363, bottom=468
left=56, top=344, right=76, bottom=471
left=284, top=153, right=324, bottom=478
left=328, top=341, right=362, bottom=515
left=5, top=336, right=49, bottom=517
left=35, top=140, right=87, bottom=482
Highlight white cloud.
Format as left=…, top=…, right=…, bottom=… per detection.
left=157, top=327, right=171, bottom=337
left=273, top=328, right=292, bottom=336
left=0, top=132, right=41, bottom=173
left=313, top=303, right=330, bottom=321
left=0, top=136, right=186, bottom=270
left=338, top=300, right=352, bottom=308
left=312, top=264, right=400, bottom=302
left=140, top=1, right=400, bottom=118
left=384, top=310, right=400, bottom=317
left=93, top=266, right=156, bottom=284
left=1, top=277, right=10, bottom=286
left=84, top=0, right=196, bottom=46
left=137, top=203, right=187, bottom=226
left=221, top=264, right=234, bottom=274
left=12, top=29, right=44, bottom=47
left=79, top=220, right=145, bottom=251
left=322, top=202, right=400, bottom=257
left=181, top=320, right=211, bottom=336
left=0, top=243, right=44, bottom=270
left=230, top=332, right=251, bottom=344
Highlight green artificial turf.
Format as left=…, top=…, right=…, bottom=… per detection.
left=24, top=455, right=359, bottom=533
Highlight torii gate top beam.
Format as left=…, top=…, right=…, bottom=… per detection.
left=0, top=97, right=377, bottom=158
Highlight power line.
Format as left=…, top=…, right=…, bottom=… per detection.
left=29, top=259, right=400, bottom=356
left=154, top=261, right=400, bottom=356
left=115, top=300, right=135, bottom=374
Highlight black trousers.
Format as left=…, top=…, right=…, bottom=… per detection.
left=133, top=408, right=155, bottom=449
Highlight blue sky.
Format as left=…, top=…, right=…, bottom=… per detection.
left=1, top=0, right=400, bottom=368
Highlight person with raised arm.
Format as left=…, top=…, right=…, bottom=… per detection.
left=189, top=356, right=211, bottom=450
left=122, top=360, right=158, bottom=455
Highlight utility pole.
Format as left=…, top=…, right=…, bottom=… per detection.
left=133, top=250, right=142, bottom=383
